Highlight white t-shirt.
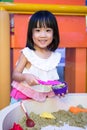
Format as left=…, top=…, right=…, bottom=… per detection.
left=21, top=47, right=61, bottom=81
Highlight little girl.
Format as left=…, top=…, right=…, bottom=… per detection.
left=10, top=10, right=62, bottom=103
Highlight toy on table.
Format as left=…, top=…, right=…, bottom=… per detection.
left=38, top=80, right=68, bottom=95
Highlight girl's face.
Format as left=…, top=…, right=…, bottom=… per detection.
left=32, top=23, right=53, bottom=49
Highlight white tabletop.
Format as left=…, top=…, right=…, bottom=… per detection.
left=0, top=93, right=87, bottom=130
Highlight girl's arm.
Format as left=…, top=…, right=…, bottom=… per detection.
left=12, top=53, right=39, bottom=86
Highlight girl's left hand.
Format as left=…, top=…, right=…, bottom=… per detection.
left=57, top=89, right=68, bottom=98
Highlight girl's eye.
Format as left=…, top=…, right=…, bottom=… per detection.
left=46, top=29, right=52, bottom=32
left=33, top=28, right=41, bottom=32
left=35, top=29, right=40, bottom=32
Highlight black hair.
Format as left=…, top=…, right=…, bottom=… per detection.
left=26, top=10, right=60, bottom=51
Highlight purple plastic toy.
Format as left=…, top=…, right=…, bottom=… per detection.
left=52, top=82, right=68, bottom=96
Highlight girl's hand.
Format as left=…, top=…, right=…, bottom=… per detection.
left=57, top=89, right=68, bottom=98
left=23, top=73, right=39, bottom=86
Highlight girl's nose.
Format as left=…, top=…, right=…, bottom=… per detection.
left=40, top=31, right=46, bottom=37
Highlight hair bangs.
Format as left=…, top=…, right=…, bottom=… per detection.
left=34, top=17, right=53, bottom=28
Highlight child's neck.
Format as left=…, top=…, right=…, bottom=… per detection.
left=35, top=48, right=52, bottom=59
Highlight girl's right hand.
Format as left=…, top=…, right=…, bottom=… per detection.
left=23, top=73, right=39, bottom=86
